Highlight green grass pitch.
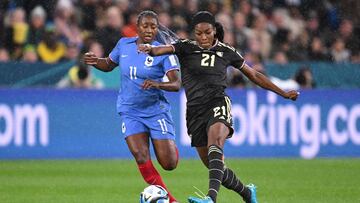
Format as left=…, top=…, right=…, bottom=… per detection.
left=1, top=159, right=360, bottom=203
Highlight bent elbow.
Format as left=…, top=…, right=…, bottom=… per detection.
left=173, top=87, right=180, bottom=92
left=173, top=81, right=181, bottom=91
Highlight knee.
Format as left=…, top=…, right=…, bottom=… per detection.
left=132, top=150, right=150, bottom=164
left=160, top=159, right=178, bottom=171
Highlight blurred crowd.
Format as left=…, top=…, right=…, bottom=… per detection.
left=0, top=0, right=358, bottom=88
left=0, top=0, right=359, bottom=64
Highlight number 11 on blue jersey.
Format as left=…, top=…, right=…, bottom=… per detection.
left=129, top=66, right=137, bottom=80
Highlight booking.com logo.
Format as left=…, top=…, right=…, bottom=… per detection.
left=0, top=104, right=49, bottom=147
left=180, top=91, right=360, bottom=159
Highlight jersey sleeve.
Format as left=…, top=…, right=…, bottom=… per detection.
left=162, top=54, right=180, bottom=73
left=109, top=39, right=122, bottom=64
left=171, top=39, right=188, bottom=56
left=229, top=47, right=245, bottom=70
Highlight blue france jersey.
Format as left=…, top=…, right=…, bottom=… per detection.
left=109, top=37, right=179, bottom=117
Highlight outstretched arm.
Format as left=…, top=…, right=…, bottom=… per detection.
left=240, top=64, right=299, bottom=101
left=83, top=52, right=117, bottom=72
left=142, top=69, right=181, bottom=92
left=138, top=44, right=174, bottom=56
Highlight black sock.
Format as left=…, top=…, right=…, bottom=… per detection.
left=207, top=145, right=224, bottom=203
left=222, top=166, right=251, bottom=202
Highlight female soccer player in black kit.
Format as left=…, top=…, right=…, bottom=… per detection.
left=139, top=11, right=299, bottom=203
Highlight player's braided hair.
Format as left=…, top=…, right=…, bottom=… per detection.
left=137, top=10, right=159, bottom=25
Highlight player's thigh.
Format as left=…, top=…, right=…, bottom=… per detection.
left=146, top=111, right=176, bottom=140
left=126, top=133, right=151, bottom=163
left=122, top=115, right=151, bottom=163
left=206, top=96, right=233, bottom=147
left=152, top=139, right=178, bottom=170
left=207, top=122, right=229, bottom=148
left=144, top=112, right=178, bottom=169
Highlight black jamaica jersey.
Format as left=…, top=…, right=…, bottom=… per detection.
left=172, top=39, right=245, bottom=106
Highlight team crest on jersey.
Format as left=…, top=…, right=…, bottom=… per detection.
left=216, top=51, right=223, bottom=57
left=145, top=56, right=154, bottom=66
left=122, top=122, right=126, bottom=133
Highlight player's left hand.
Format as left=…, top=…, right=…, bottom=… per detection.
left=283, top=90, right=300, bottom=101
left=138, top=44, right=152, bottom=54
left=142, top=79, right=160, bottom=90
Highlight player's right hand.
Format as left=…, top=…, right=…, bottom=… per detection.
left=284, top=90, right=300, bottom=101
left=138, top=44, right=152, bottom=54
left=83, top=52, right=98, bottom=65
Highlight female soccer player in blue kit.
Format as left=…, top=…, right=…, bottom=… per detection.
left=83, top=11, right=180, bottom=203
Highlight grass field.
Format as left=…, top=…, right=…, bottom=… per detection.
left=1, top=159, right=360, bottom=203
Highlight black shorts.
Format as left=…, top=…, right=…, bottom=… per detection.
left=186, top=96, right=234, bottom=147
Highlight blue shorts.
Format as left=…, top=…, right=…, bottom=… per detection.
left=120, top=112, right=176, bottom=140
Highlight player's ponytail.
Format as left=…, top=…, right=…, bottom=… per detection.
left=156, top=24, right=180, bottom=44
left=214, top=22, right=224, bottom=43
left=137, top=10, right=179, bottom=44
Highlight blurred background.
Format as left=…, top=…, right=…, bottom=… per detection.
left=0, top=0, right=359, bottom=157
left=0, top=0, right=360, bottom=202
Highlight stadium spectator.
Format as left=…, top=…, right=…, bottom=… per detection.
left=95, top=6, right=124, bottom=55
left=305, top=10, right=320, bottom=39
left=249, top=13, right=272, bottom=59
left=308, top=37, right=331, bottom=61
left=87, top=41, right=104, bottom=58
left=351, top=50, right=360, bottom=63
left=295, top=67, right=315, bottom=89
left=138, top=11, right=299, bottom=203
left=169, top=0, right=189, bottom=19
left=78, top=0, right=97, bottom=31
left=26, top=5, right=46, bottom=46
left=83, top=11, right=181, bottom=203
left=233, top=11, right=250, bottom=51
left=0, top=0, right=359, bottom=65
left=22, top=45, right=38, bottom=63
left=57, top=63, right=104, bottom=89
left=269, top=9, right=291, bottom=55
left=158, top=11, right=172, bottom=28
left=330, top=38, right=351, bottom=63
left=4, top=7, right=29, bottom=59
left=54, top=0, right=83, bottom=47
left=287, top=30, right=310, bottom=61
left=37, top=27, right=66, bottom=63
left=0, top=47, right=10, bottom=62
left=63, top=42, right=81, bottom=61
left=121, top=12, right=137, bottom=37
left=338, top=19, right=359, bottom=55
left=272, top=51, right=289, bottom=64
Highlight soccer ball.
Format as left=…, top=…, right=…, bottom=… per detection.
left=139, top=185, right=169, bottom=203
